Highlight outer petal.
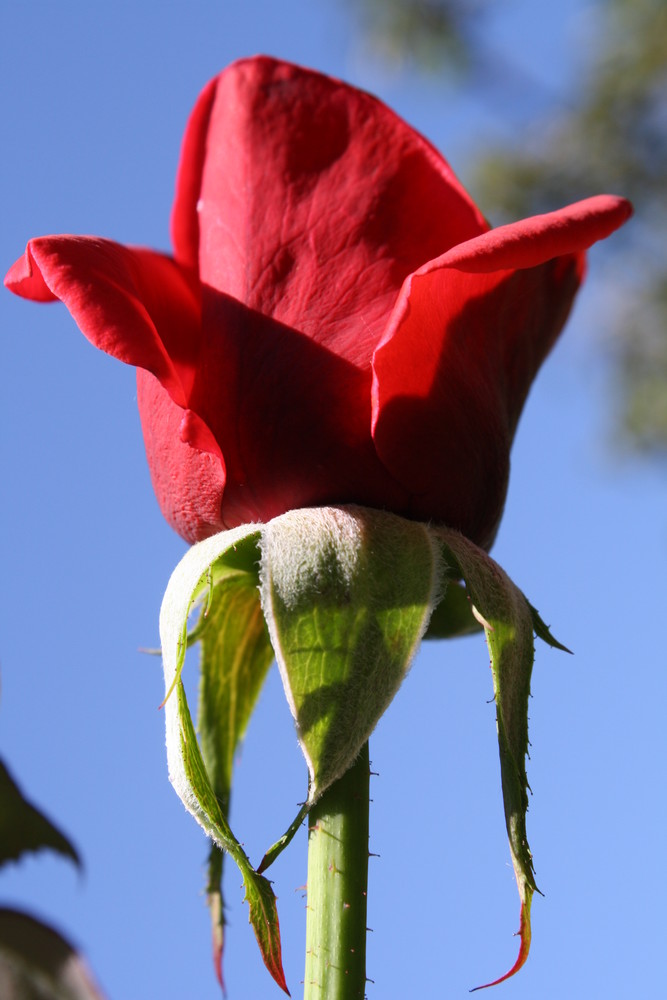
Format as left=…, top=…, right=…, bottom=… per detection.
left=5, top=236, right=202, bottom=408
left=170, top=76, right=218, bottom=272
left=5, top=236, right=227, bottom=541
left=431, top=195, right=632, bottom=273
left=137, top=371, right=226, bottom=543
left=372, top=196, right=632, bottom=548
left=186, top=290, right=409, bottom=528
left=189, top=56, right=488, bottom=364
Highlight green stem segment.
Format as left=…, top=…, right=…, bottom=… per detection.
left=304, top=743, right=370, bottom=1000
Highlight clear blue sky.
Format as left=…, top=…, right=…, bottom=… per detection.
left=1, top=3, right=665, bottom=998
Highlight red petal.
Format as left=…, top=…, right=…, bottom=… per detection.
left=5, top=237, right=202, bottom=408
left=188, top=56, right=487, bottom=363
left=431, top=195, right=632, bottom=274
left=170, top=76, right=218, bottom=272
left=187, top=290, right=408, bottom=528
left=372, top=196, right=631, bottom=546
left=137, top=371, right=226, bottom=543
left=5, top=252, right=57, bottom=302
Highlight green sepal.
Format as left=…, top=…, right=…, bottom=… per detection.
left=205, top=845, right=225, bottom=992
left=257, top=801, right=309, bottom=875
left=198, top=572, right=274, bottom=985
left=432, top=527, right=559, bottom=987
left=177, top=681, right=289, bottom=995
left=424, top=579, right=483, bottom=639
left=159, top=524, right=289, bottom=994
left=260, top=505, right=439, bottom=803
left=198, top=573, right=274, bottom=813
left=529, top=602, right=572, bottom=654
left=0, top=760, right=80, bottom=870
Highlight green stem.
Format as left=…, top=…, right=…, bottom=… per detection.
left=304, top=743, right=370, bottom=1000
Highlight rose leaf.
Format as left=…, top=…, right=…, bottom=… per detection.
left=0, top=761, right=80, bottom=870
left=0, top=908, right=105, bottom=999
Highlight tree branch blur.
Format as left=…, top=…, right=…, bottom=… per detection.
left=349, top=0, right=483, bottom=73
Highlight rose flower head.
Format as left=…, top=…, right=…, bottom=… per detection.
left=5, top=56, right=632, bottom=547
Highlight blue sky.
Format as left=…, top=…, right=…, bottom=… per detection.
left=1, top=2, right=665, bottom=998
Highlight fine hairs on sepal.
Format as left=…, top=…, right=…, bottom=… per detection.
left=259, top=505, right=441, bottom=801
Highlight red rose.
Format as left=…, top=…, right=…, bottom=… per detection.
left=5, top=56, right=631, bottom=548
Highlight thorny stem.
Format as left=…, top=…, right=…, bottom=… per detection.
left=303, top=743, right=370, bottom=1000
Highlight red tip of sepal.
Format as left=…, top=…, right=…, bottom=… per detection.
left=266, top=961, right=290, bottom=996
left=212, top=918, right=226, bottom=996
left=470, top=894, right=532, bottom=992
left=260, top=926, right=290, bottom=998
left=246, top=873, right=291, bottom=995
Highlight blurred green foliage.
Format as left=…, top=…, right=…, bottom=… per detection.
left=351, top=0, right=484, bottom=72
left=351, top=0, right=667, bottom=452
